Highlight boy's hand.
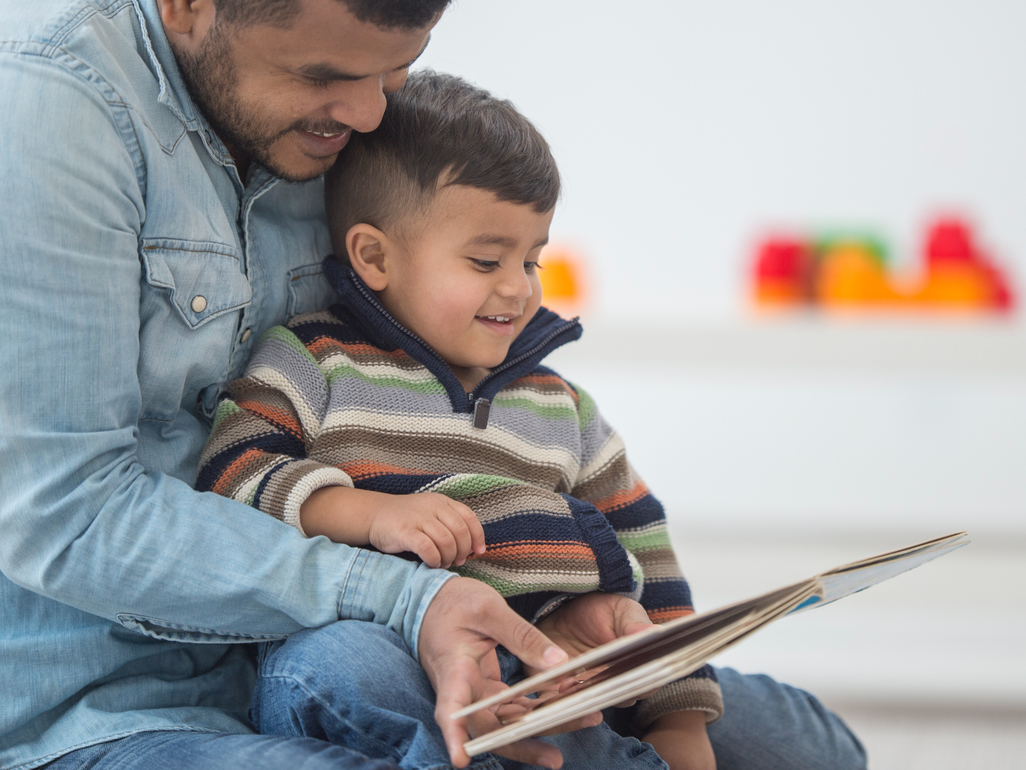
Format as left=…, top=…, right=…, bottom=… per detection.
left=643, top=711, right=716, bottom=770
left=367, top=492, right=486, bottom=568
left=531, top=592, right=654, bottom=661
left=300, top=486, right=485, bottom=569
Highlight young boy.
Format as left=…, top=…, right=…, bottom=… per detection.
left=197, top=71, right=720, bottom=770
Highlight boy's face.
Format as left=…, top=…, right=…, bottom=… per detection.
left=377, top=186, right=553, bottom=390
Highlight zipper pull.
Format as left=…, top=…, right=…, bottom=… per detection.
left=472, top=397, right=491, bottom=429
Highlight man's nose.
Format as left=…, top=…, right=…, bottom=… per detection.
left=325, top=78, right=389, bottom=134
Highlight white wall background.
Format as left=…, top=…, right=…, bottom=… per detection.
left=418, top=0, right=1026, bottom=321
left=416, top=2, right=1026, bottom=709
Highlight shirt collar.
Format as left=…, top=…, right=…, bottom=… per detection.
left=322, top=258, right=583, bottom=414
left=134, top=0, right=206, bottom=130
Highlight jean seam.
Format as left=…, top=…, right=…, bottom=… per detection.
left=260, top=675, right=428, bottom=767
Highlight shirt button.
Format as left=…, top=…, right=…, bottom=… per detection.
left=241, top=328, right=252, bottom=343
left=190, top=295, right=207, bottom=313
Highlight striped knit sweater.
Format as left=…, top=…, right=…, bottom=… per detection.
left=197, top=258, right=722, bottom=727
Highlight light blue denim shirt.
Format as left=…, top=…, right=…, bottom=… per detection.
left=0, top=1, right=454, bottom=767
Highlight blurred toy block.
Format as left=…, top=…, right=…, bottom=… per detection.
left=816, top=240, right=896, bottom=308
left=750, top=215, right=1015, bottom=315
left=538, top=244, right=589, bottom=317
left=752, top=237, right=813, bottom=307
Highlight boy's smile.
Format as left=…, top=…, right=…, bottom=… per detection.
left=348, top=185, right=554, bottom=392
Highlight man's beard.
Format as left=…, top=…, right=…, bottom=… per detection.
left=173, top=21, right=339, bottom=183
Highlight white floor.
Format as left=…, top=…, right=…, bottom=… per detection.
left=833, top=704, right=1026, bottom=770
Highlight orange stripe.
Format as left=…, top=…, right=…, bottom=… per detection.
left=341, top=460, right=428, bottom=479
left=237, top=400, right=302, bottom=439
left=307, top=337, right=410, bottom=362
left=648, top=607, right=695, bottom=624
left=484, top=543, right=597, bottom=559
left=212, top=448, right=266, bottom=495
left=593, top=480, right=650, bottom=512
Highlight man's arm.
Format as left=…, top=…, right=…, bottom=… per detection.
left=0, top=52, right=443, bottom=658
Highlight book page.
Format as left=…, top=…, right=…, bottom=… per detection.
left=457, top=530, right=969, bottom=757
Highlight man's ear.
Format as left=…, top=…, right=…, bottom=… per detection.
left=346, top=224, right=392, bottom=291
left=159, top=0, right=215, bottom=38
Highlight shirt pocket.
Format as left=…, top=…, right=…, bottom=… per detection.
left=141, top=239, right=252, bottom=328
left=138, top=238, right=252, bottom=422
left=286, top=261, right=336, bottom=319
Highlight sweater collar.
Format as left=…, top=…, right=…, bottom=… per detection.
left=322, top=257, right=583, bottom=415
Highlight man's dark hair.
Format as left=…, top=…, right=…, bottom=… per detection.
left=325, top=70, right=561, bottom=257
left=214, top=0, right=450, bottom=30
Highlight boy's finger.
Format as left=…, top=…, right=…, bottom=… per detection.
left=408, top=532, right=443, bottom=569
left=424, top=519, right=459, bottom=568
left=456, top=501, right=486, bottom=555
left=439, top=506, right=475, bottom=564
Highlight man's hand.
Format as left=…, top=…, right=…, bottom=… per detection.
left=643, top=711, right=717, bottom=770
left=301, top=487, right=485, bottom=568
left=419, top=577, right=603, bottom=769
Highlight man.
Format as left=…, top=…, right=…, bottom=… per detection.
left=0, top=2, right=867, bottom=769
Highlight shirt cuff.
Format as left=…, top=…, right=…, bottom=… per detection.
left=338, top=549, right=457, bottom=660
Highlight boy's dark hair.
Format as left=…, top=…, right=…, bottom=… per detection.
left=214, top=0, right=449, bottom=30
left=325, top=70, right=561, bottom=258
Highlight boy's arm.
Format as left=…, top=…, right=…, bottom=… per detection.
left=196, top=322, right=355, bottom=532
left=416, top=474, right=639, bottom=618
left=570, top=385, right=724, bottom=731
left=200, top=325, right=484, bottom=567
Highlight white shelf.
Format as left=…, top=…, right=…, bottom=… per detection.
left=545, top=317, right=1026, bottom=535
left=551, top=315, right=1026, bottom=376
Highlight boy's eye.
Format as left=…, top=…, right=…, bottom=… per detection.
left=471, top=259, right=500, bottom=271
left=524, top=261, right=543, bottom=273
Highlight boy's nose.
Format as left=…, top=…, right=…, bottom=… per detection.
left=498, top=268, right=534, bottom=301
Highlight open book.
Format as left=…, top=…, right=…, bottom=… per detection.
left=456, top=531, right=970, bottom=755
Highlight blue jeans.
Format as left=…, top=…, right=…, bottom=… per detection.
left=47, top=621, right=866, bottom=770
left=251, top=621, right=666, bottom=770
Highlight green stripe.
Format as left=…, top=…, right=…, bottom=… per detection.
left=325, top=362, right=446, bottom=394
left=617, top=529, right=671, bottom=552
left=209, top=399, right=243, bottom=435
left=260, top=326, right=320, bottom=368
left=491, top=395, right=577, bottom=421
left=431, top=474, right=519, bottom=499
left=574, top=384, right=597, bottom=428
left=453, top=565, right=595, bottom=596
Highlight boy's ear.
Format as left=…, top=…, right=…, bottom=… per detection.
left=346, top=224, right=391, bottom=291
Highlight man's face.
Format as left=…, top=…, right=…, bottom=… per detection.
left=172, top=0, right=435, bottom=182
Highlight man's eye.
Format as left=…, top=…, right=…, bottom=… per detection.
left=304, top=76, right=333, bottom=89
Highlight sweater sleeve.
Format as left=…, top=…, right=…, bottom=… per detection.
left=570, top=385, right=724, bottom=728
left=402, top=474, right=635, bottom=619
left=196, top=320, right=354, bottom=533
